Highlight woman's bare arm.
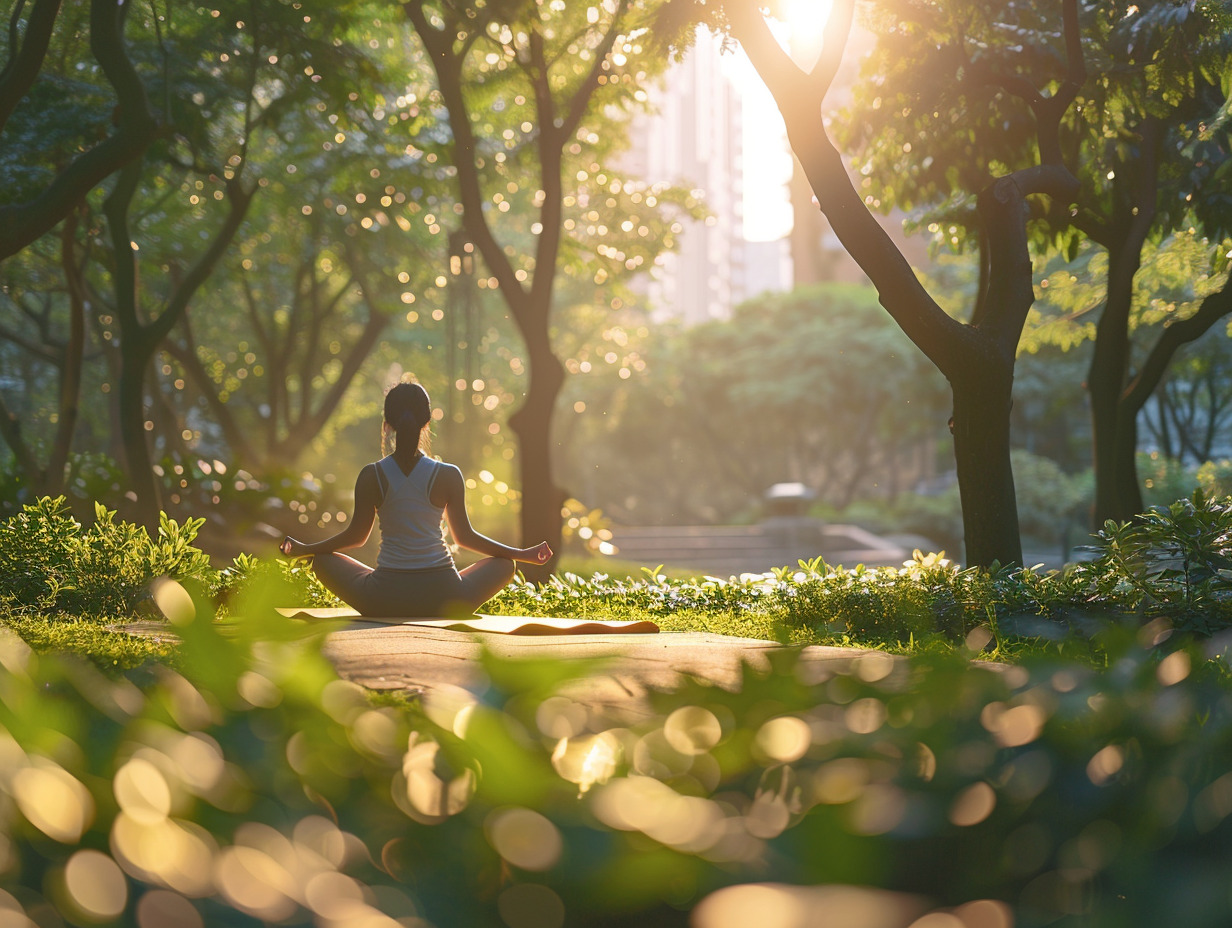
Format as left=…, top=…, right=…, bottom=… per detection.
left=280, top=465, right=380, bottom=557
left=435, top=464, right=551, bottom=564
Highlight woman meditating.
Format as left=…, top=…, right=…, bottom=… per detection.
left=280, top=380, right=551, bottom=617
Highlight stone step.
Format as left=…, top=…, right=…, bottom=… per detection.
left=607, top=522, right=907, bottom=576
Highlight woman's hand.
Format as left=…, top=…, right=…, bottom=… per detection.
left=521, top=541, right=552, bottom=565
left=280, top=536, right=308, bottom=558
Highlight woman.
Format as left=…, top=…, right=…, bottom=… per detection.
left=280, top=381, right=551, bottom=617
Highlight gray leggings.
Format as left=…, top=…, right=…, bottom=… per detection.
left=310, top=552, right=516, bottom=617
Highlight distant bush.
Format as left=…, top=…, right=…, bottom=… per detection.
left=823, top=450, right=1088, bottom=556
left=1140, top=451, right=1232, bottom=508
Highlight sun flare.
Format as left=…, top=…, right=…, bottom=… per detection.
left=779, top=0, right=835, bottom=55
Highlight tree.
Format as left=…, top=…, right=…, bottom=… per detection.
left=0, top=1, right=378, bottom=525
left=1149, top=330, right=1232, bottom=465
left=661, top=0, right=1084, bottom=567
left=0, top=0, right=158, bottom=261
left=81, top=1, right=374, bottom=528
left=837, top=0, right=1232, bottom=526
left=163, top=172, right=437, bottom=475
left=400, top=0, right=685, bottom=578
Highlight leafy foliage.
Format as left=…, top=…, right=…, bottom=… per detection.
left=0, top=570, right=1230, bottom=925
left=0, top=497, right=212, bottom=617
left=1069, top=490, right=1232, bottom=634
left=212, top=551, right=339, bottom=612
left=559, top=283, right=952, bottom=524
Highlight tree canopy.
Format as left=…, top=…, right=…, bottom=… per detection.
left=837, top=0, right=1232, bottom=524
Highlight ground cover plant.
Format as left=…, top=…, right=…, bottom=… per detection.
left=1, top=496, right=1232, bottom=925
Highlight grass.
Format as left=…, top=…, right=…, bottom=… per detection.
left=1, top=612, right=178, bottom=672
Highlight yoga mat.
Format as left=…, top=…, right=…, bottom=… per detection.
left=275, top=607, right=659, bottom=636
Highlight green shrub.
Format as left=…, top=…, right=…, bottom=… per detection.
left=212, top=551, right=341, bottom=613
left=1067, top=490, right=1232, bottom=634
left=0, top=496, right=214, bottom=618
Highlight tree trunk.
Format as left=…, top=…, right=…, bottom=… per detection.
left=950, top=356, right=1022, bottom=568
left=116, top=340, right=162, bottom=528
left=44, top=208, right=88, bottom=496
left=789, top=157, right=829, bottom=285
left=1105, top=271, right=1232, bottom=520
left=1088, top=363, right=1126, bottom=526
left=1087, top=258, right=1134, bottom=527
left=104, top=161, right=162, bottom=529
left=508, top=313, right=566, bottom=582
left=1111, top=403, right=1143, bottom=518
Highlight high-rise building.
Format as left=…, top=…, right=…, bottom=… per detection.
left=623, top=31, right=758, bottom=324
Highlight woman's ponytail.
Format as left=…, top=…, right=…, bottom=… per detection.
left=383, top=381, right=432, bottom=456
left=393, top=407, right=422, bottom=451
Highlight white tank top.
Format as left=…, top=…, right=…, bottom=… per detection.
left=374, top=455, right=455, bottom=570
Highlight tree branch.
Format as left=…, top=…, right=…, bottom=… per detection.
left=557, top=0, right=629, bottom=142
left=726, top=0, right=814, bottom=117
left=1125, top=278, right=1232, bottom=416
left=165, top=319, right=260, bottom=465
left=0, top=321, right=61, bottom=365
left=807, top=0, right=855, bottom=93
left=727, top=0, right=965, bottom=375
left=280, top=240, right=392, bottom=460
left=46, top=207, right=87, bottom=493
left=404, top=0, right=528, bottom=313
left=0, top=0, right=60, bottom=132
left=147, top=177, right=256, bottom=347
left=0, top=0, right=158, bottom=261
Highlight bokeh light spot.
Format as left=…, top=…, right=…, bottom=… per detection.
left=755, top=716, right=811, bottom=762
left=114, top=758, right=172, bottom=824
left=150, top=577, right=196, bottom=626
left=1156, top=650, right=1190, bottom=686
left=948, top=782, right=996, bottom=827
left=422, top=684, right=478, bottom=738
left=64, top=850, right=128, bottom=920
left=12, top=760, right=94, bottom=843
left=664, top=706, right=722, bottom=756
left=1086, top=744, right=1124, bottom=786
left=400, top=734, right=475, bottom=820
left=136, top=890, right=204, bottom=928
left=486, top=808, right=563, bottom=871
left=953, top=898, right=1014, bottom=928
left=497, top=883, right=565, bottom=928
left=213, top=846, right=297, bottom=921
left=908, top=913, right=965, bottom=928
left=694, top=883, right=924, bottom=928
left=551, top=732, right=620, bottom=795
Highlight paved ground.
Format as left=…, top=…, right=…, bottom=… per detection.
left=118, top=618, right=908, bottom=718
left=320, top=622, right=899, bottom=720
